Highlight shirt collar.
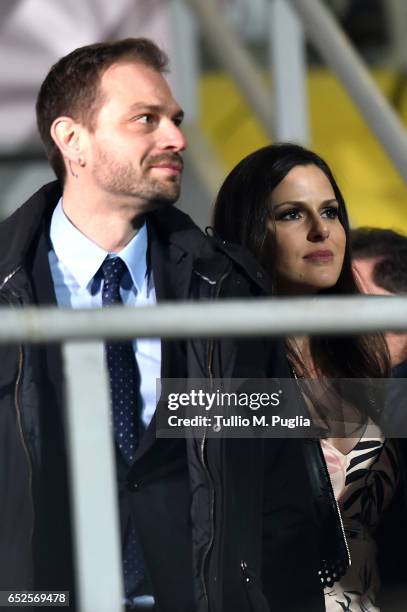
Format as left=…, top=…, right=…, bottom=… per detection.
left=114, top=220, right=147, bottom=293
left=49, top=198, right=148, bottom=292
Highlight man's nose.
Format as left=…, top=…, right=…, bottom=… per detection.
left=158, top=119, right=187, bottom=152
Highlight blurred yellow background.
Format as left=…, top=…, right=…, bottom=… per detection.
left=201, top=69, right=407, bottom=233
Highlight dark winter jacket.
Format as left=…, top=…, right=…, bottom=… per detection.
left=0, top=181, right=340, bottom=612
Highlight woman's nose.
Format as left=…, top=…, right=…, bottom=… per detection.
left=308, top=217, right=330, bottom=241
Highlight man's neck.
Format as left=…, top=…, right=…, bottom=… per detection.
left=62, top=182, right=144, bottom=252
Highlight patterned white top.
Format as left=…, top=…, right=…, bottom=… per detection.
left=322, top=437, right=399, bottom=612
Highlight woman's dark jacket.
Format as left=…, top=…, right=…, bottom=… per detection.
left=0, top=181, right=349, bottom=612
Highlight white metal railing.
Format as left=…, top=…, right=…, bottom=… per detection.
left=4, top=294, right=407, bottom=612
left=63, top=342, right=123, bottom=612
left=1, top=295, right=407, bottom=343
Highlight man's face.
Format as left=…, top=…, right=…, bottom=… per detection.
left=353, top=257, right=407, bottom=367
left=86, top=61, right=186, bottom=211
left=352, top=258, right=383, bottom=295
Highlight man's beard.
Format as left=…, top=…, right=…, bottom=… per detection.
left=92, top=148, right=182, bottom=208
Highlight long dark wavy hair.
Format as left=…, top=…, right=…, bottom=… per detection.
left=213, top=143, right=390, bottom=379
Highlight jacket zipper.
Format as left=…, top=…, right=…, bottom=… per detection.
left=316, top=439, right=351, bottom=570
left=330, top=469, right=351, bottom=567
left=14, top=345, right=35, bottom=544
left=199, top=269, right=231, bottom=610
left=292, top=367, right=351, bottom=571
left=1, top=268, right=36, bottom=549
left=199, top=435, right=214, bottom=609
left=0, top=265, right=21, bottom=291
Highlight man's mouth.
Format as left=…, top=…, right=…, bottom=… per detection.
left=148, top=155, right=184, bottom=174
left=150, top=164, right=183, bottom=174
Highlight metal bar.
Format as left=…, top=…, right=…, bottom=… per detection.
left=186, top=0, right=274, bottom=138
left=269, top=0, right=309, bottom=143
left=170, top=0, right=199, bottom=123
left=0, top=0, right=19, bottom=22
left=289, top=0, right=407, bottom=184
left=170, top=1, right=225, bottom=205
left=182, top=123, right=226, bottom=198
left=385, top=0, right=407, bottom=68
left=0, top=151, right=46, bottom=163
left=63, top=342, right=123, bottom=612
left=1, top=296, right=407, bottom=342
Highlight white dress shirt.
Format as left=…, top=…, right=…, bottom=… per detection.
left=48, top=198, right=161, bottom=428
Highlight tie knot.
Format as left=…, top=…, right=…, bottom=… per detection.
left=101, top=256, right=127, bottom=282
left=101, top=257, right=128, bottom=304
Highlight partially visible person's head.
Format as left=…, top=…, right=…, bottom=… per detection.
left=351, top=227, right=407, bottom=367
left=351, top=227, right=407, bottom=294
left=36, top=38, right=186, bottom=209
left=213, top=143, right=354, bottom=296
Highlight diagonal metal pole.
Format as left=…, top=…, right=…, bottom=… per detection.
left=186, top=0, right=274, bottom=138
left=289, top=0, right=407, bottom=184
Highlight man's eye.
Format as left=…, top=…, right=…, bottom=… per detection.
left=173, top=116, right=184, bottom=127
left=137, top=114, right=155, bottom=124
left=322, top=207, right=339, bottom=219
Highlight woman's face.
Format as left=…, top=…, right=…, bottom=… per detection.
left=268, top=164, right=346, bottom=295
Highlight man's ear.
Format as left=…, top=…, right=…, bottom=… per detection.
left=50, top=116, right=88, bottom=171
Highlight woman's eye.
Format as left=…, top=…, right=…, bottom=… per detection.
left=278, top=209, right=301, bottom=221
left=322, top=207, right=339, bottom=219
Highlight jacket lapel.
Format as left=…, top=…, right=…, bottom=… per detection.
left=134, top=220, right=193, bottom=459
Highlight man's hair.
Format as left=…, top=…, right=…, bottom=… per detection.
left=36, top=38, right=169, bottom=183
left=351, top=227, right=407, bottom=293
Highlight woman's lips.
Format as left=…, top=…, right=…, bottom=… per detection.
left=303, top=250, right=334, bottom=263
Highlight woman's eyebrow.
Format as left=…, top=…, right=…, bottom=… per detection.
left=319, top=199, right=339, bottom=207
left=273, top=198, right=338, bottom=211
left=273, top=200, right=305, bottom=211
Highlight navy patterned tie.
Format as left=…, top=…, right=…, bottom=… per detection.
left=101, top=257, right=139, bottom=463
left=101, top=257, right=145, bottom=595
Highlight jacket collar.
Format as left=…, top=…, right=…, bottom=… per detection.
left=0, top=181, right=61, bottom=283
left=0, top=180, right=272, bottom=296
left=147, top=207, right=233, bottom=298
left=207, top=231, right=274, bottom=295
left=147, top=209, right=273, bottom=294
left=0, top=180, right=206, bottom=278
